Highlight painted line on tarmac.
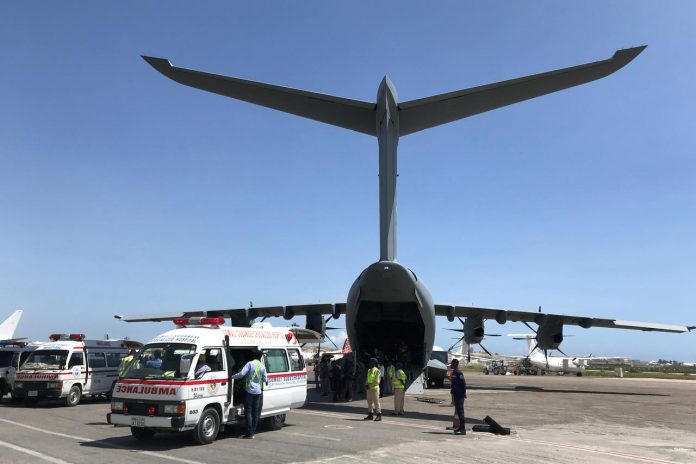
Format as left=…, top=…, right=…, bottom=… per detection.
left=0, top=418, right=205, bottom=464
left=280, top=431, right=341, bottom=441
left=294, top=409, right=442, bottom=431
left=0, top=439, right=74, bottom=464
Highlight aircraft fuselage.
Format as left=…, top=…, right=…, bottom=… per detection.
left=346, top=261, right=435, bottom=373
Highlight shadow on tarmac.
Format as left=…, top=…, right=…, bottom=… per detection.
left=79, top=421, right=287, bottom=450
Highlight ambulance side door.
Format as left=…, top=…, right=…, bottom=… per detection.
left=87, top=351, right=107, bottom=391
left=67, top=351, right=86, bottom=389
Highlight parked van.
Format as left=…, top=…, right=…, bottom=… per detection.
left=13, top=334, right=142, bottom=406
left=1, top=340, right=39, bottom=398
left=0, top=340, right=40, bottom=399
left=107, top=318, right=307, bottom=444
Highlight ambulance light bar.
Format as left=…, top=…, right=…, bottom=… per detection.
left=49, top=333, right=85, bottom=341
left=173, top=317, right=225, bottom=327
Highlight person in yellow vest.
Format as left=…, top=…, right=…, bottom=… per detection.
left=232, top=350, right=268, bottom=439
left=363, top=357, right=382, bottom=421
left=385, top=360, right=395, bottom=395
left=391, top=362, right=406, bottom=415
left=118, top=349, right=137, bottom=378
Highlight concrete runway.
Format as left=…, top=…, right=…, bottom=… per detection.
left=1, top=372, right=694, bottom=464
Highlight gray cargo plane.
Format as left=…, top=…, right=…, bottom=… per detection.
left=118, top=46, right=693, bottom=376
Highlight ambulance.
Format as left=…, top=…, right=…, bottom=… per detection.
left=107, top=318, right=307, bottom=445
left=13, top=334, right=142, bottom=406
left=0, top=339, right=40, bottom=399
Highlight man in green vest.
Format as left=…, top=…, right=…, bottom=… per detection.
left=391, top=362, right=406, bottom=415
left=118, top=349, right=137, bottom=378
left=232, top=350, right=268, bottom=439
left=363, top=357, right=382, bottom=421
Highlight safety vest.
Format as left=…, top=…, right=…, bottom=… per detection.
left=118, top=355, right=133, bottom=377
left=366, top=366, right=381, bottom=390
left=386, top=365, right=395, bottom=380
left=393, top=369, right=406, bottom=389
left=245, top=359, right=264, bottom=390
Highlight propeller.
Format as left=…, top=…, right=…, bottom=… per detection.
left=323, top=315, right=340, bottom=348
left=447, top=317, right=501, bottom=362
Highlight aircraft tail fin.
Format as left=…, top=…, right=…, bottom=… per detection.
left=142, top=57, right=376, bottom=135
left=0, top=310, right=23, bottom=340
left=398, top=46, right=646, bottom=136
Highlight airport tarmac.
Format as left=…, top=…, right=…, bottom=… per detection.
left=0, top=372, right=694, bottom=464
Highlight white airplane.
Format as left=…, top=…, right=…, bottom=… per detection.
left=117, top=46, right=693, bottom=378
left=0, top=310, right=23, bottom=340
left=511, top=334, right=628, bottom=376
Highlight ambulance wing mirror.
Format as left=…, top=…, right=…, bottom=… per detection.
left=180, top=356, right=192, bottom=377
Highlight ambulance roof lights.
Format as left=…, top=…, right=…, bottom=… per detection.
left=173, top=317, right=225, bottom=327
left=48, top=333, right=85, bottom=341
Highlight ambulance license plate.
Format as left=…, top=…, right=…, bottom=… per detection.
left=28, top=391, right=38, bottom=397
left=131, top=417, right=145, bottom=427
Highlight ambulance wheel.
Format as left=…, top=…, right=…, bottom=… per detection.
left=265, top=414, right=286, bottom=431
left=193, top=407, right=220, bottom=445
left=131, top=427, right=155, bottom=441
left=66, top=385, right=82, bottom=407
left=106, top=381, right=116, bottom=400
left=0, top=380, right=8, bottom=397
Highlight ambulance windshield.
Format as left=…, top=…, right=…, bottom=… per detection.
left=23, top=350, right=69, bottom=370
left=123, top=343, right=197, bottom=380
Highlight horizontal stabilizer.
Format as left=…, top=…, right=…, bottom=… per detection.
left=399, top=46, right=646, bottom=136
left=142, top=56, right=376, bottom=135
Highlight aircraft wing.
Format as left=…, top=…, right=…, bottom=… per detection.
left=115, top=303, right=346, bottom=326
left=142, top=56, right=376, bottom=135
left=399, top=46, right=646, bottom=136
left=434, top=304, right=692, bottom=333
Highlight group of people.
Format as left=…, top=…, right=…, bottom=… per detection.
left=314, top=353, right=468, bottom=435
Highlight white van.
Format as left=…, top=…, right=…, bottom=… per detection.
left=13, top=334, right=141, bottom=406
left=0, top=340, right=40, bottom=400
left=107, top=318, right=307, bottom=444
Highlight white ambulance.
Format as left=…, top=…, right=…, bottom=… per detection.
left=107, top=318, right=307, bottom=445
left=13, top=334, right=142, bottom=406
left=0, top=340, right=40, bottom=400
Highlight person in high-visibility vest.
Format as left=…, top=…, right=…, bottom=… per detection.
left=363, top=357, right=382, bottom=421
left=385, top=360, right=395, bottom=395
left=391, top=362, right=407, bottom=415
left=232, top=350, right=268, bottom=439
left=118, top=349, right=137, bottom=378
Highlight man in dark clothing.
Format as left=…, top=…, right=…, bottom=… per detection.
left=450, top=358, right=467, bottom=435
left=330, top=360, right=343, bottom=402
left=342, top=357, right=355, bottom=402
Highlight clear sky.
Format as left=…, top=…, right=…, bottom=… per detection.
left=2, top=1, right=694, bottom=361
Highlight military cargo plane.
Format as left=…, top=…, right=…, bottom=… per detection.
left=117, top=46, right=693, bottom=378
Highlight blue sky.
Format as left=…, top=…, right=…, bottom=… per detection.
left=2, top=2, right=694, bottom=361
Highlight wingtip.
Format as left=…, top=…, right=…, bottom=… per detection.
left=141, top=55, right=173, bottom=74
left=612, top=45, right=647, bottom=63
left=114, top=315, right=123, bottom=320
